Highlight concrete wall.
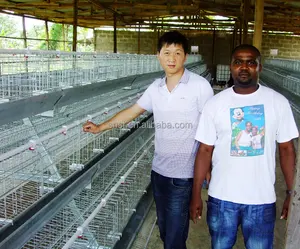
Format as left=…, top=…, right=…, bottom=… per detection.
left=95, top=30, right=157, bottom=54
left=261, top=35, right=300, bottom=59
left=95, top=30, right=300, bottom=65
left=189, top=31, right=233, bottom=66
left=189, top=32, right=300, bottom=65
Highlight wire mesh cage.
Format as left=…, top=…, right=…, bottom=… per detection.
left=188, top=63, right=207, bottom=75
left=264, top=58, right=300, bottom=73
left=263, top=59, right=300, bottom=97
left=0, top=85, right=149, bottom=223
left=0, top=49, right=202, bottom=102
left=0, top=49, right=205, bottom=249
left=22, top=123, right=155, bottom=249
left=260, top=62, right=300, bottom=128
left=216, top=64, right=230, bottom=84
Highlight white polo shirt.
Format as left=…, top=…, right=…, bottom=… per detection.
left=137, top=69, right=213, bottom=178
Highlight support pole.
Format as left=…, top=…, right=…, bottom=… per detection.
left=22, top=15, right=27, bottom=48
left=232, top=20, right=238, bottom=50
left=45, top=20, right=49, bottom=50
left=239, top=17, right=242, bottom=45
left=138, top=22, right=141, bottom=54
left=212, top=29, right=216, bottom=66
left=113, top=13, right=117, bottom=53
left=212, top=29, right=216, bottom=83
left=153, top=27, right=157, bottom=54
left=253, top=0, right=264, bottom=51
left=93, top=28, right=96, bottom=52
left=62, top=24, right=66, bottom=51
left=242, top=0, right=250, bottom=44
left=72, top=0, right=78, bottom=51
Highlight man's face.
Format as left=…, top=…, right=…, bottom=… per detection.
left=157, top=43, right=187, bottom=76
left=230, top=49, right=262, bottom=88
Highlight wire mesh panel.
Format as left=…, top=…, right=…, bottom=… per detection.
left=22, top=123, right=155, bottom=249
left=0, top=86, right=149, bottom=223
left=262, top=66, right=300, bottom=97
left=0, top=49, right=202, bottom=102
left=186, top=54, right=202, bottom=64
left=22, top=201, right=98, bottom=249
left=188, top=63, right=207, bottom=75
left=264, top=58, right=300, bottom=73
left=0, top=53, right=206, bottom=249
left=216, top=64, right=230, bottom=84
left=259, top=73, right=300, bottom=130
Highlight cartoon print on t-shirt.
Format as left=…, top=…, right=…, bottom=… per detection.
left=230, top=105, right=265, bottom=157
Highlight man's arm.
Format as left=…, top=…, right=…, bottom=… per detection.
left=190, top=143, right=214, bottom=223
left=83, top=104, right=146, bottom=134
left=278, top=140, right=296, bottom=219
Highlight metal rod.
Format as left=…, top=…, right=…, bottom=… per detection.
left=62, top=136, right=154, bottom=248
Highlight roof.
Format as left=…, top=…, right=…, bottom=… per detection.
left=0, top=0, right=300, bottom=33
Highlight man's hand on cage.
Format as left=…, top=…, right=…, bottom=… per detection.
left=83, top=121, right=101, bottom=134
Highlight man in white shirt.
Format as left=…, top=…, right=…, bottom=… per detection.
left=83, top=31, right=213, bottom=249
left=190, top=44, right=298, bottom=249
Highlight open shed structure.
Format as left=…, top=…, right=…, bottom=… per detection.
left=0, top=0, right=300, bottom=50
left=0, top=0, right=299, bottom=31
left=0, top=1, right=299, bottom=249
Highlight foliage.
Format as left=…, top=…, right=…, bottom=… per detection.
left=0, top=13, right=93, bottom=51
left=0, top=14, right=23, bottom=48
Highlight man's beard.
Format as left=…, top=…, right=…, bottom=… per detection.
left=235, top=78, right=256, bottom=88
left=234, top=71, right=257, bottom=88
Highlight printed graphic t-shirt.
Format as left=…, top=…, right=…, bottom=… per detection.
left=195, top=85, right=299, bottom=204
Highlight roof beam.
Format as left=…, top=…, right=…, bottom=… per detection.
left=87, top=0, right=127, bottom=24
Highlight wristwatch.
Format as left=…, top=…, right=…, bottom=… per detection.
left=286, top=190, right=293, bottom=195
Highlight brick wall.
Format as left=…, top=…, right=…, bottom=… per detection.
left=94, top=30, right=233, bottom=71
left=261, top=35, right=300, bottom=59
left=188, top=31, right=233, bottom=66
left=189, top=32, right=300, bottom=64
left=95, top=30, right=157, bottom=54
left=187, top=31, right=233, bottom=78
left=95, top=30, right=300, bottom=63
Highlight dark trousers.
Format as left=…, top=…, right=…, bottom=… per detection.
left=151, top=170, right=193, bottom=249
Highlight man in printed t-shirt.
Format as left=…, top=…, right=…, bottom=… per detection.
left=190, top=44, right=299, bottom=249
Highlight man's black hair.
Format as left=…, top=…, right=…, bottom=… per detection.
left=231, top=44, right=261, bottom=61
left=157, top=31, right=189, bottom=54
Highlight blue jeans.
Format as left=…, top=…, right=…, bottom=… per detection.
left=151, top=170, right=193, bottom=249
left=207, top=196, right=276, bottom=249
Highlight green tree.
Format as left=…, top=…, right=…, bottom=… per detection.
left=0, top=14, right=23, bottom=48
left=47, top=23, right=73, bottom=51
left=0, top=13, right=93, bottom=51
left=77, top=27, right=93, bottom=52
left=49, top=23, right=63, bottom=50
left=27, top=24, right=47, bottom=50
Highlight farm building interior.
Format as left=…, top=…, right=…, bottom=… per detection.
left=0, top=0, right=300, bottom=248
